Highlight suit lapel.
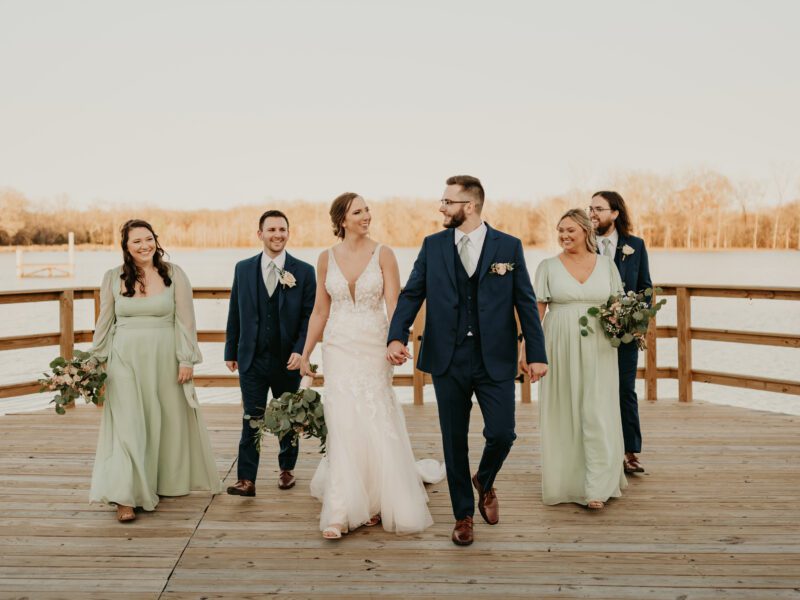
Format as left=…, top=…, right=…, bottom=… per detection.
left=478, top=224, right=499, bottom=283
left=248, top=253, right=261, bottom=310
left=279, top=253, right=296, bottom=311
left=441, top=229, right=457, bottom=288
left=614, top=234, right=627, bottom=280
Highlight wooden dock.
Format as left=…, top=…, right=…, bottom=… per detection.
left=1, top=398, right=799, bottom=599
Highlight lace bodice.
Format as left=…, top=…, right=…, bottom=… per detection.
left=325, top=245, right=386, bottom=315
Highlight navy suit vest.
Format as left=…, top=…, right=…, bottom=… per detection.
left=454, top=241, right=483, bottom=344
left=255, top=268, right=281, bottom=356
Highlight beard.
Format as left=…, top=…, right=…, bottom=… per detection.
left=443, top=206, right=467, bottom=229
left=595, top=221, right=613, bottom=236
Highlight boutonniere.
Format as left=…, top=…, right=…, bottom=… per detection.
left=278, top=269, right=297, bottom=288
left=620, top=244, right=635, bottom=262
left=489, top=262, right=515, bottom=276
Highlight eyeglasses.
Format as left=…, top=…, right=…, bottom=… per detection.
left=440, top=199, right=471, bottom=207
left=587, top=206, right=612, bottom=214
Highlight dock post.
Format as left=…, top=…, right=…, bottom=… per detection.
left=677, top=287, right=693, bottom=402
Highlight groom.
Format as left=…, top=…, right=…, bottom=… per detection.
left=225, top=210, right=316, bottom=496
left=387, top=175, right=548, bottom=546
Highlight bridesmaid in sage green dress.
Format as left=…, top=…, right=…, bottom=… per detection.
left=533, top=209, right=627, bottom=509
left=89, top=220, right=221, bottom=522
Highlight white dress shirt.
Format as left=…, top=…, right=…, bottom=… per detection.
left=597, top=229, right=619, bottom=258
left=454, top=222, right=487, bottom=277
left=261, top=250, right=286, bottom=289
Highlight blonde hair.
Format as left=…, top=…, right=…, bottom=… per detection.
left=558, top=208, right=597, bottom=254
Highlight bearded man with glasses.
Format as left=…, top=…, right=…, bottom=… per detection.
left=589, top=191, right=653, bottom=475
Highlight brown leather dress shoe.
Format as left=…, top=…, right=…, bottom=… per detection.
left=278, top=470, right=296, bottom=490
left=452, top=516, right=474, bottom=546
left=226, top=479, right=256, bottom=496
left=624, top=453, right=645, bottom=474
left=472, top=474, right=499, bottom=525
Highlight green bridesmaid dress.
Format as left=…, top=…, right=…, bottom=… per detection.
left=534, top=255, right=628, bottom=506
left=89, top=264, right=221, bottom=510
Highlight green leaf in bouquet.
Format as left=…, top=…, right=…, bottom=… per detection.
left=610, top=337, right=621, bottom=348
left=55, top=404, right=66, bottom=415
left=621, top=333, right=634, bottom=344
left=580, top=329, right=588, bottom=337
left=587, top=307, right=600, bottom=316
left=247, top=419, right=261, bottom=429
left=302, top=388, right=317, bottom=402
left=49, top=356, right=67, bottom=369
left=295, top=409, right=306, bottom=422
left=279, top=418, right=290, bottom=431
left=586, top=325, right=594, bottom=334
left=264, top=413, right=279, bottom=430
left=578, top=315, right=589, bottom=326
left=633, top=311, right=643, bottom=321
left=314, top=404, right=324, bottom=417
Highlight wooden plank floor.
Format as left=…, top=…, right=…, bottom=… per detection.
left=1, top=398, right=799, bottom=599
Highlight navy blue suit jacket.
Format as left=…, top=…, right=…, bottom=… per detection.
left=613, top=234, right=653, bottom=296
left=224, top=252, right=316, bottom=374
left=388, top=224, right=547, bottom=382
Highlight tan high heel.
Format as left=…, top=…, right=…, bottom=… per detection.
left=116, top=505, right=136, bottom=522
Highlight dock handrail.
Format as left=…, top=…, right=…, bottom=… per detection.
left=1, top=284, right=798, bottom=403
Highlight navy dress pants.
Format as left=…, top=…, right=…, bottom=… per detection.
left=237, top=352, right=301, bottom=481
left=432, top=338, right=516, bottom=520
left=618, top=342, right=642, bottom=453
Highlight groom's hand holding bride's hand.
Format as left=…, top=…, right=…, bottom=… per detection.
left=525, top=362, right=548, bottom=382
left=386, top=340, right=412, bottom=365
left=299, top=355, right=314, bottom=377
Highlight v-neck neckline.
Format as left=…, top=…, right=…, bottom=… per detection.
left=557, top=254, right=598, bottom=286
left=330, top=245, right=379, bottom=304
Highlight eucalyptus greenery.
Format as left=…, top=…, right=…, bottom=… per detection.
left=579, top=288, right=667, bottom=350
left=246, top=364, right=327, bottom=455
left=39, top=350, right=107, bottom=415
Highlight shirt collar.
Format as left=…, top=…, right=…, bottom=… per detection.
left=598, top=228, right=619, bottom=250
left=454, top=221, right=487, bottom=246
left=261, top=250, right=286, bottom=271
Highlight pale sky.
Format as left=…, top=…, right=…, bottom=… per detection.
left=1, top=0, right=799, bottom=209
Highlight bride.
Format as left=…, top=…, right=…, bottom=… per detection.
left=300, top=192, right=444, bottom=540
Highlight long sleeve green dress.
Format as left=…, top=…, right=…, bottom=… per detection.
left=89, top=263, right=221, bottom=510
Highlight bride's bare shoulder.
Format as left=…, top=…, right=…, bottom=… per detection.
left=378, top=244, right=397, bottom=267
left=316, top=248, right=331, bottom=271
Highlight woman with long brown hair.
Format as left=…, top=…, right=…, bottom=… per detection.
left=89, top=219, right=220, bottom=522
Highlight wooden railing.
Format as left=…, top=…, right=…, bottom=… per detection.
left=641, top=285, right=800, bottom=402
left=1, top=284, right=798, bottom=405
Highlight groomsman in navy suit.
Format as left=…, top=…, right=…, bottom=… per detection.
left=224, top=210, right=316, bottom=496
left=388, top=175, right=548, bottom=546
left=590, top=191, right=653, bottom=474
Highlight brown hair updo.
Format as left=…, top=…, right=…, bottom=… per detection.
left=329, top=192, right=360, bottom=239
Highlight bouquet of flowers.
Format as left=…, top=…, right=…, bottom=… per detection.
left=579, top=288, right=667, bottom=350
left=247, top=364, right=327, bottom=454
left=39, top=350, right=107, bottom=414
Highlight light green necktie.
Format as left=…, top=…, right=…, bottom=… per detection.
left=602, top=238, right=613, bottom=257
left=458, top=235, right=473, bottom=275
left=266, top=262, right=279, bottom=296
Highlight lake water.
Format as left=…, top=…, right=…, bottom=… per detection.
left=1, top=247, right=799, bottom=415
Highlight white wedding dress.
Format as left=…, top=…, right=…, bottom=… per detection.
left=310, top=245, right=445, bottom=535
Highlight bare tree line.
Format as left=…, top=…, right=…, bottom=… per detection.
left=2, top=168, right=799, bottom=250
